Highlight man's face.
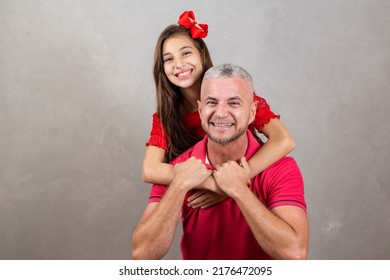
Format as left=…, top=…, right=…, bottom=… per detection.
left=198, top=77, right=256, bottom=145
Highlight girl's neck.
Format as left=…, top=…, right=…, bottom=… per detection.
left=179, top=81, right=201, bottom=114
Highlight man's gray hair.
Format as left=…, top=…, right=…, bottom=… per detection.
left=203, top=63, right=253, bottom=87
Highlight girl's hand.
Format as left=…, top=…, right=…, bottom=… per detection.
left=187, top=190, right=228, bottom=209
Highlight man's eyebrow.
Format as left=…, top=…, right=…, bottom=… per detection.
left=227, top=96, right=244, bottom=102
left=204, top=96, right=218, bottom=101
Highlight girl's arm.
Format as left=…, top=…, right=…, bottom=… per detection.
left=142, top=145, right=223, bottom=194
left=142, top=145, right=175, bottom=185
left=143, top=112, right=176, bottom=185
left=143, top=145, right=226, bottom=209
left=247, top=118, right=295, bottom=178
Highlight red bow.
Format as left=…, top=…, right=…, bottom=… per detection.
left=178, top=11, right=208, bottom=39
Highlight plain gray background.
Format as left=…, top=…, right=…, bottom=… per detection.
left=1, top=0, right=389, bottom=260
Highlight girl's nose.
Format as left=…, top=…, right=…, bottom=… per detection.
left=175, top=57, right=185, bottom=69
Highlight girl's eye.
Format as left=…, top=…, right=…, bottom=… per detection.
left=183, top=51, right=192, bottom=56
left=163, top=57, right=173, bottom=63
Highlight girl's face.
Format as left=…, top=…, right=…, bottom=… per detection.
left=162, top=35, right=204, bottom=90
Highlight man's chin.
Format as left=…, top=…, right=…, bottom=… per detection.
left=208, top=134, right=238, bottom=145
left=206, top=127, right=247, bottom=145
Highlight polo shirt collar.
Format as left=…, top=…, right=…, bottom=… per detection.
left=192, top=130, right=261, bottom=169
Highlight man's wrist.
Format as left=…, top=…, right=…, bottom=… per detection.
left=170, top=178, right=193, bottom=192
left=204, top=175, right=225, bottom=195
left=228, top=183, right=251, bottom=201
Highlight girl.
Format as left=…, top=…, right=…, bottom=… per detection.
left=142, top=11, right=295, bottom=208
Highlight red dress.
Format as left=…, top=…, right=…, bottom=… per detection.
left=146, top=94, right=280, bottom=154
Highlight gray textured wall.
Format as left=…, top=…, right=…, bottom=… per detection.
left=1, top=0, right=389, bottom=260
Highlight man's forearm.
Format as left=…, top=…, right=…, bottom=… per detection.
left=233, top=187, right=307, bottom=259
left=133, top=157, right=212, bottom=259
left=132, top=183, right=187, bottom=259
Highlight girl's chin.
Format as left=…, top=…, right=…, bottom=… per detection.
left=174, top=80, right=196, bottom=89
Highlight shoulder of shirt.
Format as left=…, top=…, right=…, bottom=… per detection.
left=262, top=156, right=298, bottom=173
left=169, top=135, right=207, bottom=165
left=170, top=145, right=197, bottom=165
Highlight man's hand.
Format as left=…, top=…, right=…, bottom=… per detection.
left=213, top=157, right=251, bottom=198
left=172, top=157, right=212, bottom=192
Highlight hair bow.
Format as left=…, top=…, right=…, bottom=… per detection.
left=178, top=10, right=208, bottom=39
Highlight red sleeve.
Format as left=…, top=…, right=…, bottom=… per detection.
left=145, top=112, right=169, bottom=154
left=252, top=93, right=280, bottom=131
left=149, top=184, right=168, bottom=203
left=261, top=157, right=306, bottom=211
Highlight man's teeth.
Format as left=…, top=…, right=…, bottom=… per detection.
left=212, top=123, right=233, bottom=127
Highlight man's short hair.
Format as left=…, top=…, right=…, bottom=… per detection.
left=203, top=63, right=254, bottom=88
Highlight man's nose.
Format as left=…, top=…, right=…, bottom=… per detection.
left=214, top=103, right=229, bottom=118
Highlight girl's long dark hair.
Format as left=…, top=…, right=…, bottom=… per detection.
left=153, top=25, right=213, bottom=161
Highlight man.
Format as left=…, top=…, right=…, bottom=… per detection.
left=132, top=63, right=309, bottom=260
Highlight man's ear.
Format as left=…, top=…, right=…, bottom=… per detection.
left=249, top=101, right=257, bottom=124
left=197, top=100, right=202, bottom=116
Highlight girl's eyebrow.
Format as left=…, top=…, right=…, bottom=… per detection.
left=179, top=46, right=193, bottom=51
left=163, top=46, right=193, bottom=57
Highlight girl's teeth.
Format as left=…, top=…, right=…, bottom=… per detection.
left=178, top=70, right=191, bottom=77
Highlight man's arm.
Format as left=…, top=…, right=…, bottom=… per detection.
left=132, top=157, right=212, bottom=259
left=232, top=190, right=308, bottom=259
left=213, top=157, right=309, bottom=260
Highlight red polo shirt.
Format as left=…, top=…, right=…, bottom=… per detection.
left=149, top=131, right=306, bottom=259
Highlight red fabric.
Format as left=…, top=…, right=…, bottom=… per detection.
left=178, top=10, right=208, bottom=39
left=146, top=113, right=169, bottom=154
left=149, top=131, right=306, bottom=260
left=252, top=94, right=280, bottom=131
left=146, top=112, right=205, bottom=154
left=145, top=94, right=279, bottom=153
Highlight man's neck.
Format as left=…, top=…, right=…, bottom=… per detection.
left=206, top=134, right=249, bottom=167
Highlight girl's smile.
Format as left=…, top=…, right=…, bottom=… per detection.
left=162, top=35, right=203, bottom=89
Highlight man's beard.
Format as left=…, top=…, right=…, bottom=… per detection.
left=205, top=125, right=247, bottom=145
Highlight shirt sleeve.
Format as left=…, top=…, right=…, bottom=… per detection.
left=261, top=157, right=307, bottom=211
left=149, top=183, right=168, bottom=203
left=145, top=112, right=169, bottom=154
left=252, top=93, right=280, bottom=131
